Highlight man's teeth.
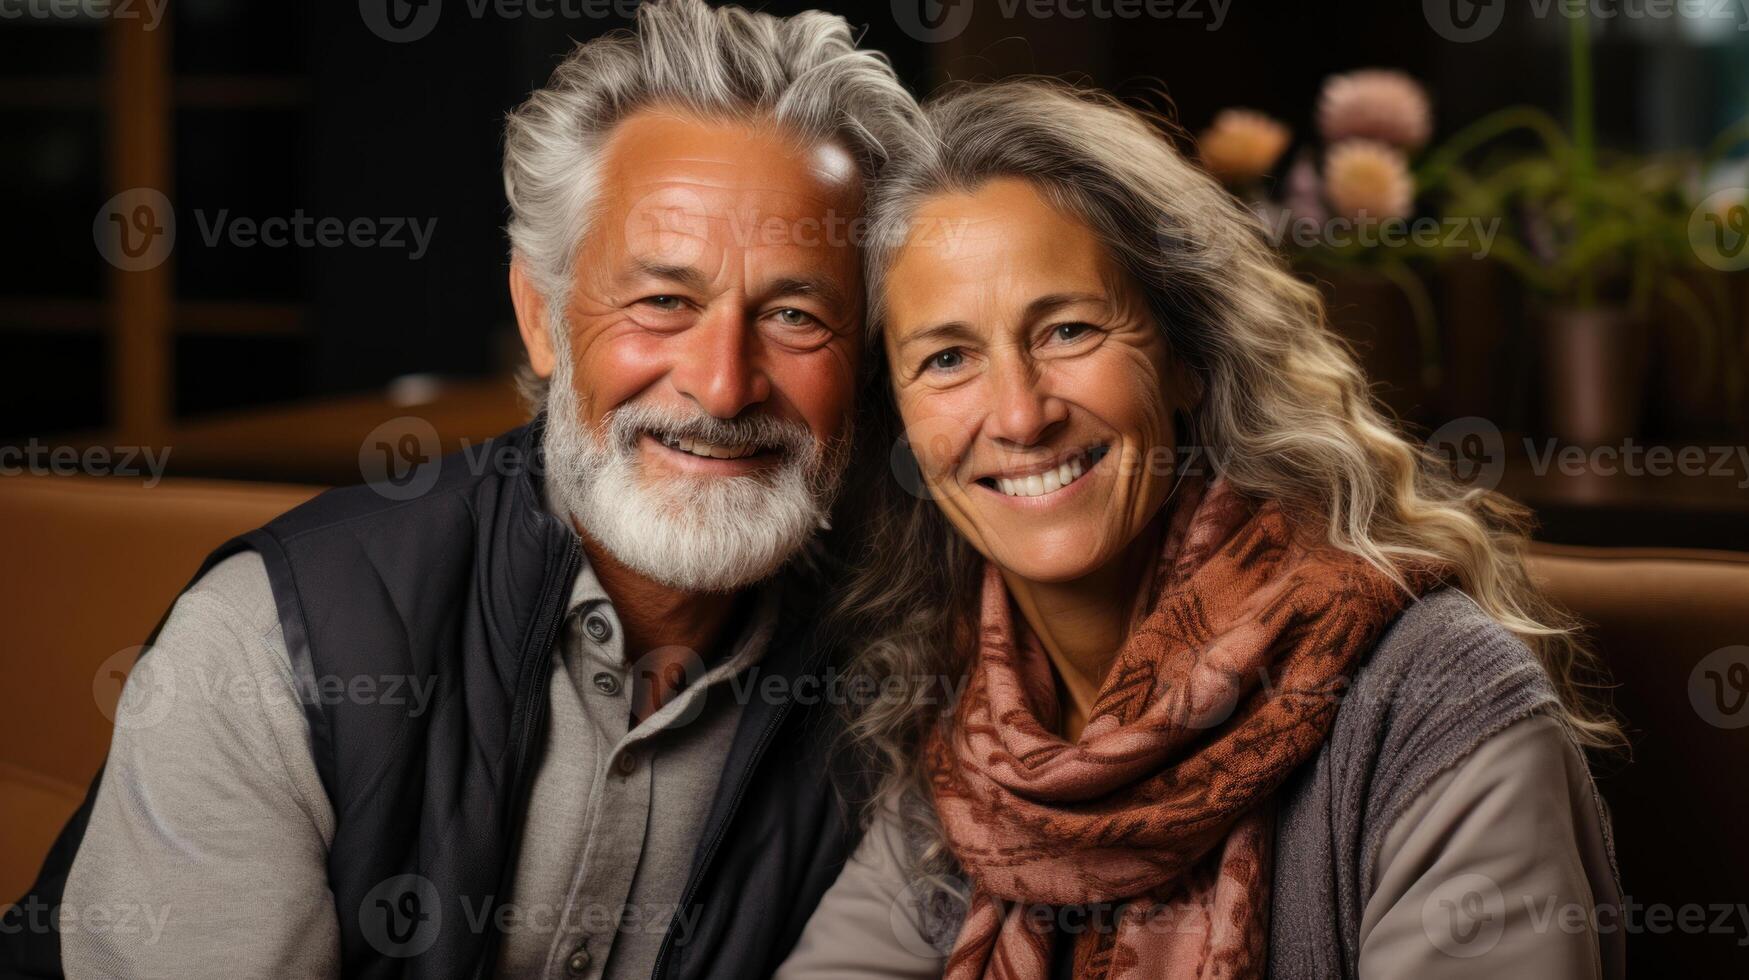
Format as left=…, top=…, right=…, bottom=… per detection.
left=660, top=435, right=760, bottom=460
left=996, top=456, right=1088, bottom=498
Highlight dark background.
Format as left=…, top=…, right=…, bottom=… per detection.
left=2, top=0, right=1747, bottom=539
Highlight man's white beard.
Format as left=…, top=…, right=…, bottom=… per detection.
left=539, top=329, right=848, bottom=594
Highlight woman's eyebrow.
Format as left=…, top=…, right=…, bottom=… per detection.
left=1023, top=292, right=1107, bottom=321
left=896, top=321, right=979, bottom=351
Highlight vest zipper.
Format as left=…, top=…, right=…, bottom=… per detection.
left=648, top=688, right=796, bottom=980
left=474, top=537, right=581, bottom=979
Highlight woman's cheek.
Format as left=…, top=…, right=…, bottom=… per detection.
left=897, top=386, right=984, bottom=489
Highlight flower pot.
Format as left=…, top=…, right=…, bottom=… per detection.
left=1538, top=306, right=1648, bottom=447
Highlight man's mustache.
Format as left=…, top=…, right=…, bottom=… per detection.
left=602, top=403, right=817, bottom=461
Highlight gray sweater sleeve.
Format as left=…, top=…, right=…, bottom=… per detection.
left=61, top=551, right=340, bottom=980
left=773, top=797, right=947, bottom=980
left=775, top=719, right=1618, bottom=980
left=1356, top=712, right=1624, bottom=979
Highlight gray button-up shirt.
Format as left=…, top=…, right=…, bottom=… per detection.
left=62, top=548, right=773, bottom=980
left=496, top=558, right=775, bottom=979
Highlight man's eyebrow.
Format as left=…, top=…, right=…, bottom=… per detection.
left=624, top=259, right=712, bottom=292
left=764, top=275, right=851, bottom=314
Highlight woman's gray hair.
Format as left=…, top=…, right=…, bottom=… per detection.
left=834, top=77, right=1620, bottom=901
left=502, top=0, right=923, bottom=406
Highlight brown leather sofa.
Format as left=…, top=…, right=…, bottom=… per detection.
left=2, top=475, right=1746, bottom=973
left=0, top=474, right=319, bottom=903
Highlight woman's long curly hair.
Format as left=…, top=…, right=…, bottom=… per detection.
left=828, top=77, right=1622, bottom=893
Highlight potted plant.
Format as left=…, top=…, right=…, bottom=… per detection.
left=1414, top=10, right=1728, bottom=446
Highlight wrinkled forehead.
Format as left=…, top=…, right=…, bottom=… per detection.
left=596, top=109, right=863, bottom=227
left=882, top=178, right=1125, bottom=336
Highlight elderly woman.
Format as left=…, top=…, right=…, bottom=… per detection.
left=778, top=79, right=1624, bottom=980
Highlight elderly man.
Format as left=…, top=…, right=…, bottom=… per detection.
left=5, top=2, right=921, bottom=977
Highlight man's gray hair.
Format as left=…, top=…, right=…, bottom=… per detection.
left=503, top=0, right=923, bottom=405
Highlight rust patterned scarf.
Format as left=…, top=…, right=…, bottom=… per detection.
left=927, top=476, right=1429, bottom=980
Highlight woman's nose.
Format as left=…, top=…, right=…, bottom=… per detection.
left=984, top=354, right=1068, bottom=448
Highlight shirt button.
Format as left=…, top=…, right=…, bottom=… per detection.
left=565, top=943, right=591, bottom=975
left=584, top=613, right=612, bottom=643
left=592, top=671, right=621, bottom=696
left=614, top=752, right=637, bottom=776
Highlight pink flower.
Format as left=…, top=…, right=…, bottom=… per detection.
left=1318, top=69, right=1433, bottom=150
left=1324, top=141, right=1415, bottom=221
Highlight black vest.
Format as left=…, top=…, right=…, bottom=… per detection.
left=3, top=419, right=856, bottom=979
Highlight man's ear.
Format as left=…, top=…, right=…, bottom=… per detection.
left=509, top=261, right=557, bottom=380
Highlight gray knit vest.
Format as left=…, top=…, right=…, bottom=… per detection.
left=1266, top=587, right=1617, bottom=978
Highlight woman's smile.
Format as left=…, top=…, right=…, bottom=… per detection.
left=972, top=443, right=1110, bottom=502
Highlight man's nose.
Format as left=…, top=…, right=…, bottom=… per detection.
left=669, top=306, right=771, bottom=419
left=985, top=353, right=1067, bottom=448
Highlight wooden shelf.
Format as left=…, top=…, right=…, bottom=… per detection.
left=0, top=299, right=305, bottom=337
left=36, top=377, right=529, bottom=486
left=0, top=77, right=102, bottom=109
left=0, top=75, right=307, bottom=109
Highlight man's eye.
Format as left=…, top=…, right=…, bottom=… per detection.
left=641, top=295, right=684, bottom=311
left=771, top=307, right=818, bottom=328
left=924, top=348, right=965, bottom=373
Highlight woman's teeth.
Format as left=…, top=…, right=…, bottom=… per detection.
left=659, top=435, right=759, bottom=460
left=997, top=455, right=1088, bottom=498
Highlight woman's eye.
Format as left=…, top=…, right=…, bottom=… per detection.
left=1051, top=322, right=1093, bottom=343
left=924, top=348, right=964, bottom=373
